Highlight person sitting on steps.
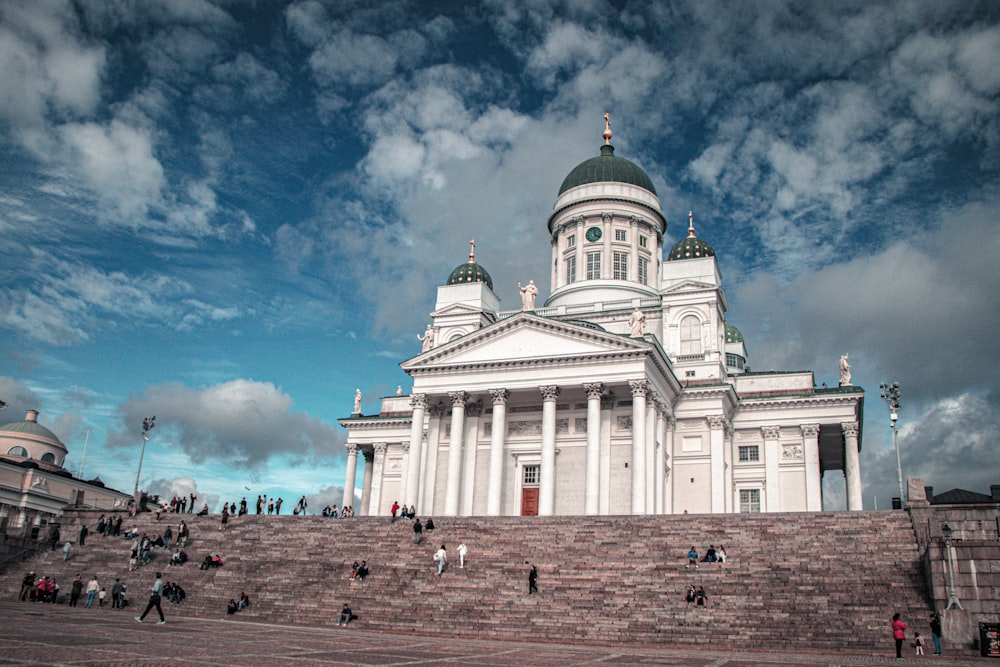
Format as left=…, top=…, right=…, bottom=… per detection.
left=337, top=602, right=353, bottom=626
left=686, top=546, right=699, bottom=569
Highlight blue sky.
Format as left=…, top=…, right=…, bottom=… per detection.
left=1, top=0, right=998, bottom=511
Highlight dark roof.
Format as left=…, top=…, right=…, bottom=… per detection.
left=558, top=144, right=656, bottom=196
left=929, top=488, right=995, bottom=505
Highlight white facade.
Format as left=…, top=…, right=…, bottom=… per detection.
left=340, top=130, right=864, bottom=517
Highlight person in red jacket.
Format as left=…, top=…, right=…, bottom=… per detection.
left=891, top=612, right=908, bottom=659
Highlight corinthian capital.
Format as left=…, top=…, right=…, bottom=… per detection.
left=583, top=382, right=605, bottom=400
left=449, top=391, right=468, bottom=407
left=489, top=388, right=510, bottom=404
left=410, top=393, right=429, bottom=410
left=539, top=385, right=561, bottom=401
left=628, top=379, right=649, bottom=397
left=841, top=422, right=859, bottom=437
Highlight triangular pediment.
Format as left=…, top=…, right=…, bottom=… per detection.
left=430, top=302, right=487, bottom=318
left=661, top=279, right=718, bottom=295
left=403, top=313, right=648, bottom=370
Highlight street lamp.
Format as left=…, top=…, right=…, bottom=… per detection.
left=133, top=416, right=156, bottom=504
left=880, top=381, right=904, bottom=506
left=942, top=523, right=963, bottom=610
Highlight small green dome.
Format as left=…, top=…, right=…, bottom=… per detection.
left=725, top=323, right=744, bottom=344
left=668, top=235, right=715, bottom=261
left=668, top=215, right=715, bottom=261
left=558, top=144, right=657, bottom=196
left=448, top=261, right=493, bottom=290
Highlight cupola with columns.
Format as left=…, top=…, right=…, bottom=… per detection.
left=546, top=114, right=666, bottom=309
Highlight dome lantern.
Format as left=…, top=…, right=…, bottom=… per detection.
left=668, top=210, right=715, bottom=261
left=446, top=239, right=494, bottom=290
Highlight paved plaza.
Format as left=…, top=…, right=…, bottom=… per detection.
left=1, top=601, right=992, bottom=666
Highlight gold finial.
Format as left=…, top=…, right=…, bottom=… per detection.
left=468, top=238, right=476, bottom=263
left=688, top=211, right=696, bottom=237
left=603, top=113, right=612, bottom=145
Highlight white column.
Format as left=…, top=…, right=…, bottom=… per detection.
left=664, top=416, right=675, bottom=514
left=653, top=401, right=666, bottom=514
left=762, top=426, right=781, bottom=512
left=443, top=391, right=467, bottom=516
left=342, top=443, right=359, bottom=509
left=574, top=215, right=585, bottom=283
left=461, top=399, right=482, bottom=515
left=723, top=423, right=734, bottom=513
left=801, top=424, right=822, bottom=511
left=486, top=388, right=510, bottom=515
left=583, top=383, right=604, bottom=515
left=599, top=392, right=614, bottom=514
left=399, top=442, right=409, bottom=506
left=708, top=416, right=727, bottom=513
left=539, top=385, right=560, bottom=516
left=404, top=394, right=428, bottom=509
left=843, top=422, right=863, bottom=511
left=550, top=237, right=559, bottom=292
left=629, top=380, right=648, bottom=514
left=422, top=403, right=444, bottom=515
left=360, top=450, right=373, bottom=516
left=368, top=442, right=387, bottom=516
left=629, top=215, right=639, bottom=284
left=645, top=391, right=657, bottom=513
left=601, top=212, right=613, bottom=278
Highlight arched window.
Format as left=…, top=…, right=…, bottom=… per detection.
left=40, top=453, right=56, bottom=464
left=680, top=315, right=702, bottom=355
left=7, top=446, right=28, bottom=457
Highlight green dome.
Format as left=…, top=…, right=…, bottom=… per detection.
left=668, top=229, right=715, bottom=261
left=0, top=418, right=63, bottom=446
left=448, top=261, right=493, bottom=290
left=725, top=323, right=744, bottom=344
left=558, top=144, right=657, bottom=196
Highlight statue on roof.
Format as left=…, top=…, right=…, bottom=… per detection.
left=353, top=389, right=362, bottom=414
left=839, top=354, right=851, bottom=386
left=518, top=280, right=538, bottom=311
left=628, top=307, right=646, bottom=337
left=418, top=325, right=436, bottom=352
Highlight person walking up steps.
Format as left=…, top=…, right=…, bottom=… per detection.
left=135, top=572, right=166, bottom=624
left=434, top=545, right=447, bottom=575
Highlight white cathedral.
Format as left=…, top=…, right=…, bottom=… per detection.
left=339, top=119, right=864, bottom=517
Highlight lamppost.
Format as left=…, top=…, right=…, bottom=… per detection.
left=880, top=382, right=904, bottom=506
left=941, top=523, right=964, bottom=610
left=133, top=416, right=156, bottom=504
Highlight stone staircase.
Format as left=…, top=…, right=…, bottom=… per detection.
left=1, top=510, right=932, bottom=652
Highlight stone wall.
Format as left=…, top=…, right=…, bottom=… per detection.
left=907, top=479, right=1000, bottom=649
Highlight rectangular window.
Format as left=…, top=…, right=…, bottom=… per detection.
left=586, top=252, right=601, bottom=280
left=638, top=257, right=648, bottom=285
left=567, top=234, right=576, bottom=248
left=566, top=256, right=577, bottom=284
left=523, top=465, right=539, bottom=485
left=738, top=445, right=759, bottom=462
left=740, top=489, right=761, bottom=513
left=613, top=251, right=628, bottom=280
left=639, top=235, right=648, bottom=248
left=615, top=229, right=627, bottom=242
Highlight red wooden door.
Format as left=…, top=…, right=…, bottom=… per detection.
left=521, top=487, right=539, bottom=516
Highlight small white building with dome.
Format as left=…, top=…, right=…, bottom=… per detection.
left=0, top=410, right=131, bottom=534
left=339, top=118, right=864, bottom=517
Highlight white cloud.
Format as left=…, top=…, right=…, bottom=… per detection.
left=210, top=52, right=287, bottom=104
left=0, top=1, right=105, bottom=128
left=56, top=119, right=167, bottom=219
left=105, top=379, right=344, bottom=470
left=308, top=30, right=398, bottom=87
